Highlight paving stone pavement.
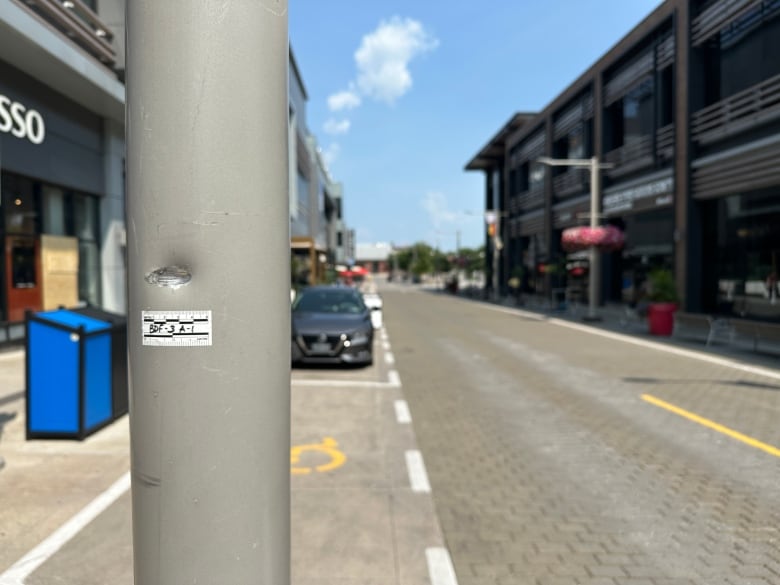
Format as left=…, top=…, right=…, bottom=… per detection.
left=383, top=287, right=780, bottom=585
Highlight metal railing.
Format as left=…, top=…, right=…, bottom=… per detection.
left=604, top=135, right=654, bottom=178
left=13, top=0, right=116, bottom=68
left=553, top=168, right=587, bottom=197
left=656, top=124, right=675, bottom=160
left=691, top=73, right=780, bottom=145
left=515, top=186, right=545, bottom=211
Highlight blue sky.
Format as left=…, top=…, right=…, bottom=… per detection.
left=289, top=1, right=663, bottom=251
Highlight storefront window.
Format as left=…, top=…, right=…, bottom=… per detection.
left=72, top=193, right=101, bottom=306
left=704, top=189, right=780, bottom=320
left=74, top=193, right=98, bottom=241
left=2, top=174, right=38, bottom=235
left=43, top=185, right=67, bottom=235
left=610, top=209, right=675, bottom=304
left=79, top=240, right=101, bottom=306
left=11, top=242, right=36, bottom=288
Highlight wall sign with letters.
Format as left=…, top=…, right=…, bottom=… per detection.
left=0, top=94, right=45, bottom=145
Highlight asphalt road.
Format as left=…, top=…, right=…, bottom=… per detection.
left=383, top=285, right=780, bottom=584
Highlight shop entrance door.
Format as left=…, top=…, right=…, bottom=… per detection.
left=5, top=235, right=42, bottom=322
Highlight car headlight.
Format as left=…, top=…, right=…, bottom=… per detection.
left=349, top=330, right=370, bottom=345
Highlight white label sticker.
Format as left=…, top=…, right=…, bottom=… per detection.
left=142, top=310, right=212, bottom=347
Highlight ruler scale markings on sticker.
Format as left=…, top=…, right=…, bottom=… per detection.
left=142, top=310, right=212, bottom=347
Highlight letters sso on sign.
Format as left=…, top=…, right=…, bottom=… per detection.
left=0, top=94, right=46, bottom=145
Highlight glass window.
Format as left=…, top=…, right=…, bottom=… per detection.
left=11, top=242, right=37, bottom=288
left=78, top=240, right=101, bottom=306
left=568, top=127, right=584, bottom=160
left=529, top=162, right=545, bottom=191
left=623, top=78, right=654, bottom=143
left=43, top=186, right=68, bottom=236
left=73, top=193, right=98, bottom=241
left=2, top=174, right=38, bottom=235
left=703, top=189, right=780, bottom=319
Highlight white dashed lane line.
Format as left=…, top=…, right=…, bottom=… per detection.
left=394, top=399, right=412, bottom=424
left=426, top=547, right=459, bottom=585
left=405, top=450, right=431, bottom=493
left=383, top=318, right=459, bottom=584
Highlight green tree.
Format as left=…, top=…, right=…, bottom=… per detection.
left=456, top=246, right=485, bottom=278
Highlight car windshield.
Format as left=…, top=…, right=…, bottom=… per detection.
left=293, top=290, right=366, bottom=314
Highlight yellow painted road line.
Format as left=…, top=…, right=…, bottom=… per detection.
left=642, top=394, right=780, bottom=458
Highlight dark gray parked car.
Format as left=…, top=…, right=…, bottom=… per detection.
left=291, top=286, right=374, bottom=366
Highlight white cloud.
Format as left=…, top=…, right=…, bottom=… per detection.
left=324, top=118, right=351, bottom=135
left=421, top=191, right=457, bottom=230
left=327, top=88, right=362, bottom=112
left=354, top=17, right=439, bottom=104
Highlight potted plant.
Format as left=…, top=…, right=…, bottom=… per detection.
left=646, top=268, right=678, bottom=336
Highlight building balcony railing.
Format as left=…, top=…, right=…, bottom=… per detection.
left=656, top=124, right=674, bottom=161
left=553, top=168, right=587, bottom=198
left=515, top=185, right=545, bottom=212
left=13, top=0, right=116, bottom=68
left=604, top=135, right=654, bottom=179
left=691, top=73, right=780, bottom=146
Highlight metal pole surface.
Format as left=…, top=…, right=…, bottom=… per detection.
left=587, top=156, right=600, bottom=320
left=126, top=2, right=290, bottom=584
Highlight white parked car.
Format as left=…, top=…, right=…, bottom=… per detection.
left=362, top=292, right=383, bottom=329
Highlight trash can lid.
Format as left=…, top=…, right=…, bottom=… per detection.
left=35, top=309, right=112, bottom=333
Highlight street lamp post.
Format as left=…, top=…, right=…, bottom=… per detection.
left=537, top=156, right=614, bottom=321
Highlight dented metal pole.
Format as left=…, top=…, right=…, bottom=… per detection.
left=126, top=2, right=290, bottom=584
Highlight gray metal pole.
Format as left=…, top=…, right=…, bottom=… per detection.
left=126, top=2, right=290, bottom=584
left=587, top=156, right=600, bottom=320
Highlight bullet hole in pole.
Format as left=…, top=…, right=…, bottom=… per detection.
left=145, top=266, right=192, bottom=289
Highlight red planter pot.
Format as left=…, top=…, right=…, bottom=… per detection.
left=647, top=302, right=677, bottom=336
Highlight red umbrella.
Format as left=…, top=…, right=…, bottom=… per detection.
left=337, top=265, right=368, bottom=278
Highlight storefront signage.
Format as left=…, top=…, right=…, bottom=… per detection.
left=0, top=94, right=45, bottom=145
left=603, top=176, right=673, bottom=215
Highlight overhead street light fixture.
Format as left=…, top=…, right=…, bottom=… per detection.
left=537, top=156, right=614, bottom=321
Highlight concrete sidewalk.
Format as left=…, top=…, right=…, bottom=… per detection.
left=448, top=287, right=780, bottom=371
left=0, top=327, right=451, bottom=585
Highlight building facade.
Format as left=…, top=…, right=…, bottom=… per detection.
left=289, top=51, right=349, bottom=287
left=467, top=0, right=780, bottom=322
left=1, top=3, right=349, bottom=334
left=0, top=0, right=126, bottom=331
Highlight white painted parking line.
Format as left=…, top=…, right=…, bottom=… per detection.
left=384, top=352, right=395, bottom=365
left=292, top=376, right=401, bottom=388
left=387, top=370, right=401, bottom=387
left=426, top=547, right=459, bottom=585
left=394, top=400, right=412, bottom=424
left=0, top=472, right=131, bottom=585
left=405, top=450, right=431, bottom=493
left=382, top=340, right=391, bottom=351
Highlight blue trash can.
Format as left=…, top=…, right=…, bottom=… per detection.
left=26, top=309, right=114, bottom=440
